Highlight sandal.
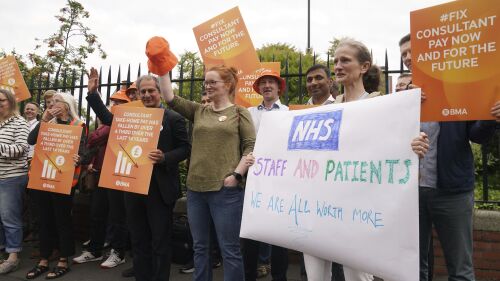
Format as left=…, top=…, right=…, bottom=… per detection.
left=45, top=265, right=70, bottom=279
left=26, top=264, right=49, bottom=279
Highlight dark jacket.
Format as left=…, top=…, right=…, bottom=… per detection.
left=437, top=121, right=497, bottom=192
left=86, top=92, right=190, bottom=204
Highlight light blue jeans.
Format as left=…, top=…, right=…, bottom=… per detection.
left=0, top=175, right=27, bottom=253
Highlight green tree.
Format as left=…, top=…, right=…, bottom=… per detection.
left=26, top=0, right=106, bottom=85
left=174, top=51, right=204, bottom=102
left=256, top=43, right=322, bottom=105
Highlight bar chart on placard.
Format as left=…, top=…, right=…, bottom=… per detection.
left=41, top=159, right=57, bottom=179
left=114, top=151, right=135, bottom=177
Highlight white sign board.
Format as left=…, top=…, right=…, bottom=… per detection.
left=241, top=90, right=421, bottom=281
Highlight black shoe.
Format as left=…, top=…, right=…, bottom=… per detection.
left=180, top=261, right=194, bottom=274
left=122, top=267, right=135, bottom=278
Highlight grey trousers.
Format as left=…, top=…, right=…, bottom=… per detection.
left=419, top=187, right=475, bottom=281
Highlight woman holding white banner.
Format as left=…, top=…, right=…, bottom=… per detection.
left=26, top=92, right=86, bottom=280
left=0, top=89, right=29, bottom=275
left=156, top=43, right=256, bottom=280
left=302, top=38, right=429, bottom=281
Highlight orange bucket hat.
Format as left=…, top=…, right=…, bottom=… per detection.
left=110, top=89, right=130, bottom=103
left=126, top=81, right=137, bottom=95
left=145, top=36, right=178, bottom=76
left=252, top=70, right=286, bottom=96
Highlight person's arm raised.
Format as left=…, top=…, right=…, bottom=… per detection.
left=159, top=73, right=175, bottom=103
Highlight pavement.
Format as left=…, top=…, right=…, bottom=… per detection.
left=2, top=242, right=304, bottom=281
left=2, top=242, right=453, bottom=281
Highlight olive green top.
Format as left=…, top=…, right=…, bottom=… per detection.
left=169, top=96, right=256, bottom=192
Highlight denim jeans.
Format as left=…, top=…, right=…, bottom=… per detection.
left=0, top=175, right=28, bottom=253
left=188, top=186, right=245, bottom=281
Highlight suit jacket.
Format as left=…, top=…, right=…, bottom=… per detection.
left=86, top=92, right=190, bottom=205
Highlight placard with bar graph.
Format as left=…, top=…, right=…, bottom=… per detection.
left=99, top=106, right=163, bottom=194
left=28, top=123, right=82, bottom=194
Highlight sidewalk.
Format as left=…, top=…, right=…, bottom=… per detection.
left=3, top=243, right=453, bottom=281
left=3, top=243, right=304, bottom=281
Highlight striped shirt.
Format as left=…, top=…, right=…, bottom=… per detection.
left=0, top=115, right=29, bottom=179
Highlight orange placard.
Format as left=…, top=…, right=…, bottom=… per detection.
left=99, top=106, right=163, bottom=195
left=0, top=56, right=31, bottom=102
left=235, top=62, right=281, bottom=107
left=411, top=0, right=500, bottom=121
left=288, top=104, right=319, bottom=110
left=28, top=123, right=82, bottom=195
left=193, top=6, right=260, bottom=74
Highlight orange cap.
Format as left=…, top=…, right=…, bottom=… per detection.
left=253, top=70, right=286, bottom=96
left=110, top=89, right=130, bottom=103
left=145, top=36, right=178, bottom=76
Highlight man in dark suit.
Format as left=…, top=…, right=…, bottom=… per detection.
left=86, top=68, right=191, bottom=281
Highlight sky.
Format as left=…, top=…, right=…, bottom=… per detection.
left=1, top=0, right=451, bottom=78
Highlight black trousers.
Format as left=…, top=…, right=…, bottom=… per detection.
left=243, top=239, right=288, bottom=281
left=88, top=187, right=128, bottom=257
left=34, top=190, right=74, bottom=259
left=125, top=182, right=174, bottom=281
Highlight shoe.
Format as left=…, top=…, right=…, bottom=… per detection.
left=256, top=264, right=270, bottom=279
left=121, top=266, right=135, bottom=278
left=180, top=260, right=194, bottom=274
left=73, top=251, right=103, bottom=264
left=212, top=260, right=222, bottom=268
left=0, top=259, right=20, bottom=274
left=100, top=249, right=125, bottom=269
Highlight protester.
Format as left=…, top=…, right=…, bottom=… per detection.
left=86, top=66, right=190, bottom=281
left=159, top=58, right=256, bottom=280
left=23, top=102, right=40, bottom=161
left=73, top=89, right=130, bottom=269
left=42, top=90, right=56, bottom=112
left=23, top=102, right=41, bottom=245
left=302, top=38, right=429, bottom=281
left=244, top=70, right=289, bottom=281
left=126, top=82, right=138, bottom=101
left=200, top=90, right=211, bottom=106
left=399, top=33, right=499, bottom=281
left=26, top=92, right=86, bottom=279
left=395, top=73, right=412, bottom=92
left=303, top=64, right=345, bottom=281
left=306, top=64, right=335, bottom=105
left=0, top=89, right=29, bottom=275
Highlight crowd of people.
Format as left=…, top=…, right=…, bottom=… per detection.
left=0, top=33, right=499, bottom=281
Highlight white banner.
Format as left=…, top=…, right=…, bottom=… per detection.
left=241, top=90, right=421, bottom=281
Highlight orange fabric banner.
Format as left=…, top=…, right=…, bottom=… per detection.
left=193, top=6, right=261, bottom=75
left=0, top=56, right=31, bottom=102
left=99, top=106, right=163, bottom=195
left=28, top=123, right=82, bottom=195
left=411, top=0, right=500, bottom=121
left=235, top=62, right=281, bottom=107
left=288, top=104, right=319, bottom=110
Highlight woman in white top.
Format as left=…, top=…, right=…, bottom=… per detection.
left=302, top=38, right=429, bottom=281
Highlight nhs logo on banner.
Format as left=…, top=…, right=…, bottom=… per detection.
left=287, top=110, right=343, bottom=151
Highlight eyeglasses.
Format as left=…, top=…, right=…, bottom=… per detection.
left=203, top=80, right=225, bottom=87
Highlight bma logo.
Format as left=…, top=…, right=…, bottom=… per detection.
left=442, top=108, right=468, bottom=116
left=288, top=110, right=343, bottom=151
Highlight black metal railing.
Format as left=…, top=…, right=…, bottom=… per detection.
left=23, top=53, right=499, bottom=204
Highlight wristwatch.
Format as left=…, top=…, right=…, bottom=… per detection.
left=231, top=172, right=243, bottom=182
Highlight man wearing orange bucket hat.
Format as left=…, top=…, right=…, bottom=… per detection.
left=243, top=69, right=289, bottom=281
left=247, top=69, right=288, bottom=133
left=125, top=82, right=138, bottom=102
